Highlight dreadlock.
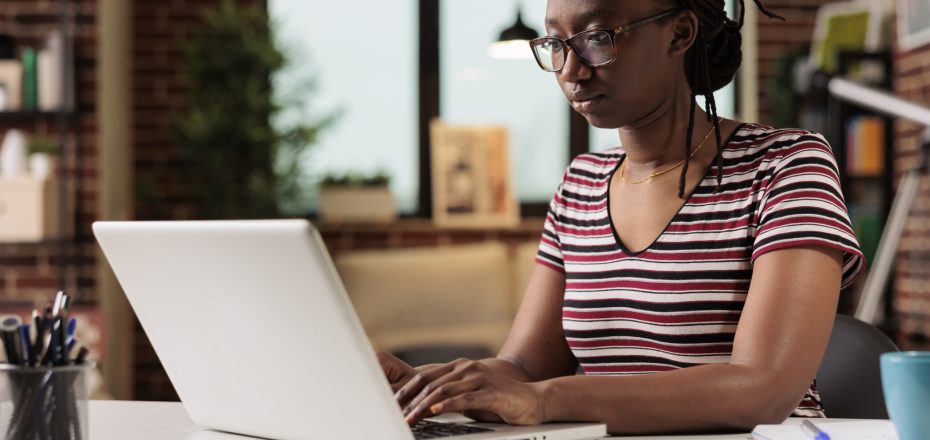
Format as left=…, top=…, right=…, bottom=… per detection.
left=661, top=0, right=784, bottom=198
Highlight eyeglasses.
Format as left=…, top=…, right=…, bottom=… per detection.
left=530, top=8, right=683, bottom=73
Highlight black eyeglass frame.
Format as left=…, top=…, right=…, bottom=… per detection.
left=529, top=8, right=685, bottom=72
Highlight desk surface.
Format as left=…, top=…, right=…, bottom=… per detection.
left=87, top=400, right=860, bottom=439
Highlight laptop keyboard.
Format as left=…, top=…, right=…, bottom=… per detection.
left=411, top=420, right=494, bottom=439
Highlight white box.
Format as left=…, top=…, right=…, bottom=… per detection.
left=0, top=176, right=60, bottom=242
left=319, top=186, right=397, bottom=223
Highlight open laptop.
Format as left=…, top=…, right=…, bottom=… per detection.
left=93, top=220, right=606, bottom=440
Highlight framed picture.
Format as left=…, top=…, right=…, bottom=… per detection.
left=898, top=0, right=930, bottom=51
left=810, top=1, right=885, bottom=73
left=430, top=120, right=519, bottom=229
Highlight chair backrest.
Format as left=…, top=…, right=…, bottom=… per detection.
left=817, top=314, right=899, bottom=419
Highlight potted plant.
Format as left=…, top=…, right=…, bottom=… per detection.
left=170, top=0, right=332, bottom=220
left=318, top=171, right=397, bottom=223
left=28, top=135, right=57, bottom=180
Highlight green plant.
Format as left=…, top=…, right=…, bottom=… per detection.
left=172, top=0, right=333, bottom=219
left=766, top=49, right=806, bottom=129
left=28, top=137, right=57, bottom=156
left=320, top=171, right=391, bottom=188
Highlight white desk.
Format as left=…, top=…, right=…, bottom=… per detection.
left=87, top=401, right=864, bottom=439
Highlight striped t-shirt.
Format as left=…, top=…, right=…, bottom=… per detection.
left=537, top=123, right=865, bottom=417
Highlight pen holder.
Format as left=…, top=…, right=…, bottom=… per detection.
left=0, top=363, right=93, bottom=440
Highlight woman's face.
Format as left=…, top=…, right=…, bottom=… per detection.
left=544, top=0, right=683, bottom=129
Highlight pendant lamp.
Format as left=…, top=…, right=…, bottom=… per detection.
left=487, top=3, right=539, bottom=60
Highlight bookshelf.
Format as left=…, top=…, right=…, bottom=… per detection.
left=826, top=51, right=896, bottom=323
left=0, top=0, right=80, bottom=292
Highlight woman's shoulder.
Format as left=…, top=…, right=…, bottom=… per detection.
left=729, top=123, right=833, bottom=159
left=563, top=149, right=624, bottom=180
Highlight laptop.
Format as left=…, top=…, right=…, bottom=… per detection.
left=93, top=220, right=606, bottom=440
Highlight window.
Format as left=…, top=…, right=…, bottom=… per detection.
left=440, top=0, right=569, bottom=204
left=269, top=0, right=420, bottom=213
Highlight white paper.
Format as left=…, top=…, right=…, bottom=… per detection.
left=753, top=420, right=898, bottom=440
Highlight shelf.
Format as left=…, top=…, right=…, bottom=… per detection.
left=0, top=111, right=76, bottom=122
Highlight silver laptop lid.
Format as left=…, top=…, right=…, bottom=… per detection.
left=94, top=220, right=413, bottom=439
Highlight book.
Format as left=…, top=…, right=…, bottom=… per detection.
left=846, top=116, right=885, bottom=177
left=21, top=47, right=37, bottom=110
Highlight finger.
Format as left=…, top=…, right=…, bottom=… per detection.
left=404, top=376, right=482, bottom=422
left=403, top=368, right=477, bottom=416
left=408, top=390, right=494, bottom=426
left=377, top=352, right=414, bottom=388
left=395, top=363, right=455, bottom=408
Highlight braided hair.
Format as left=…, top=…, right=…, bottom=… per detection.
left=657, top=0, right=784, bottom=198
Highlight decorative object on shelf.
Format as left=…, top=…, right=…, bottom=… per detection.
left=0, top=175, right=61, bottom=242
left=897, top=0, right=930, bottom=51
left=318, top=172, right=397, bottom=224
left=38, top=29, right=74, bottom=112
left=172, top=0, right=333, bottom=219
left=0, top=34, right=18, bottom=111
left=810, top=1, right=887, bottom=73
left=430, top=120, right=520, bottom=229
left=0, top=60, right=22, bottom=111
left=21, top=47, right=37, bottom=111
left=28, top=136, right=58, bottom=180
left=0, top=129, right=28, bottom=177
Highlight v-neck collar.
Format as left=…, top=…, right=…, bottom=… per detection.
left=605, top=123, right=749, bottom=257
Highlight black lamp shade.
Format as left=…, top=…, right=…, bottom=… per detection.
left=497, top=11, right=539, bottom=42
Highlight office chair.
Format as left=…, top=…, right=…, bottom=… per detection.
left=816, top=314, right=899, bottom=419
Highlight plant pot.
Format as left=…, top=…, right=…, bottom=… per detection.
left=0, top=129, right=28, bottom=178
left=29, top=153, right=56, bottom=180
left=319, top=185, right=397, bottom=224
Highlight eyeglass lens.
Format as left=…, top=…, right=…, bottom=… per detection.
left=532, top=31, right=614, bottom=72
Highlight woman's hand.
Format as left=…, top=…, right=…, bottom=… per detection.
left=377, top=351, right=418, bottom=392
left=395, top=358, right=546, bottom=427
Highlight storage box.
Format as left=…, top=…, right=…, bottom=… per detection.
left=319, top=186, right=397, bottom=223
left=0, top=176, right=60, bottom=242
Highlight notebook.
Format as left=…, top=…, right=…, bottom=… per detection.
left=752, top=420, right=897, bottom=440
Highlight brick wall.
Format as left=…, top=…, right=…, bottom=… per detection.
left=0, top=0, right=100, bottom=345
left=755, top=0, right=828, bottom=123
left=892, top=43, right=930, bottom=340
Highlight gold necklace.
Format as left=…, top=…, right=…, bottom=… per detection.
left=617, top=125, right=717, bottom=185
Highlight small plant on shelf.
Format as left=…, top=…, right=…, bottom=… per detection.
left=27, top=135, right=57, bottom=179
left=319, top=171, right=390, bottom=188
left=318, top=171, right=396, bottom=224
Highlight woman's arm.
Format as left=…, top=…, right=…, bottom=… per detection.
left=402, top=245, right=842, bottom=433
left=394, top=263, right=576, bottom=417
left=535, top=245, right=842, bottom=434
left=493, top=262, right=578, bottom=381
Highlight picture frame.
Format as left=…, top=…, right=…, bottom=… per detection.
left=897, top=0, right=930, bottom=51
left=430, top=120, right=519, bottom=229
left=809, top=1, right=885, bottom=73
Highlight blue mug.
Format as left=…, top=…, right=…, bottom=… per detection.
left=880, top=352, right=930, bottom=440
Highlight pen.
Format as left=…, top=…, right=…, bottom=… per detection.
left=33, top=310, right=45, bottom=363
left=21, top=324, right=34, bottom=366
left=1, top=315, right=23, bottom=365
left=75, top=346, right=89, bottom=364
left=801, top=420, right=830, bottom=440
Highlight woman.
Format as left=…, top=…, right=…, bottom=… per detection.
left=379, top=0, right=865, bottom=434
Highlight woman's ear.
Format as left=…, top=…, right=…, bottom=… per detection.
left=668, top=10, right=699, bottom=57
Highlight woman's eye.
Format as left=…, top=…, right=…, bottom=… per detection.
left=586, top=32, right=609, bottom=44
